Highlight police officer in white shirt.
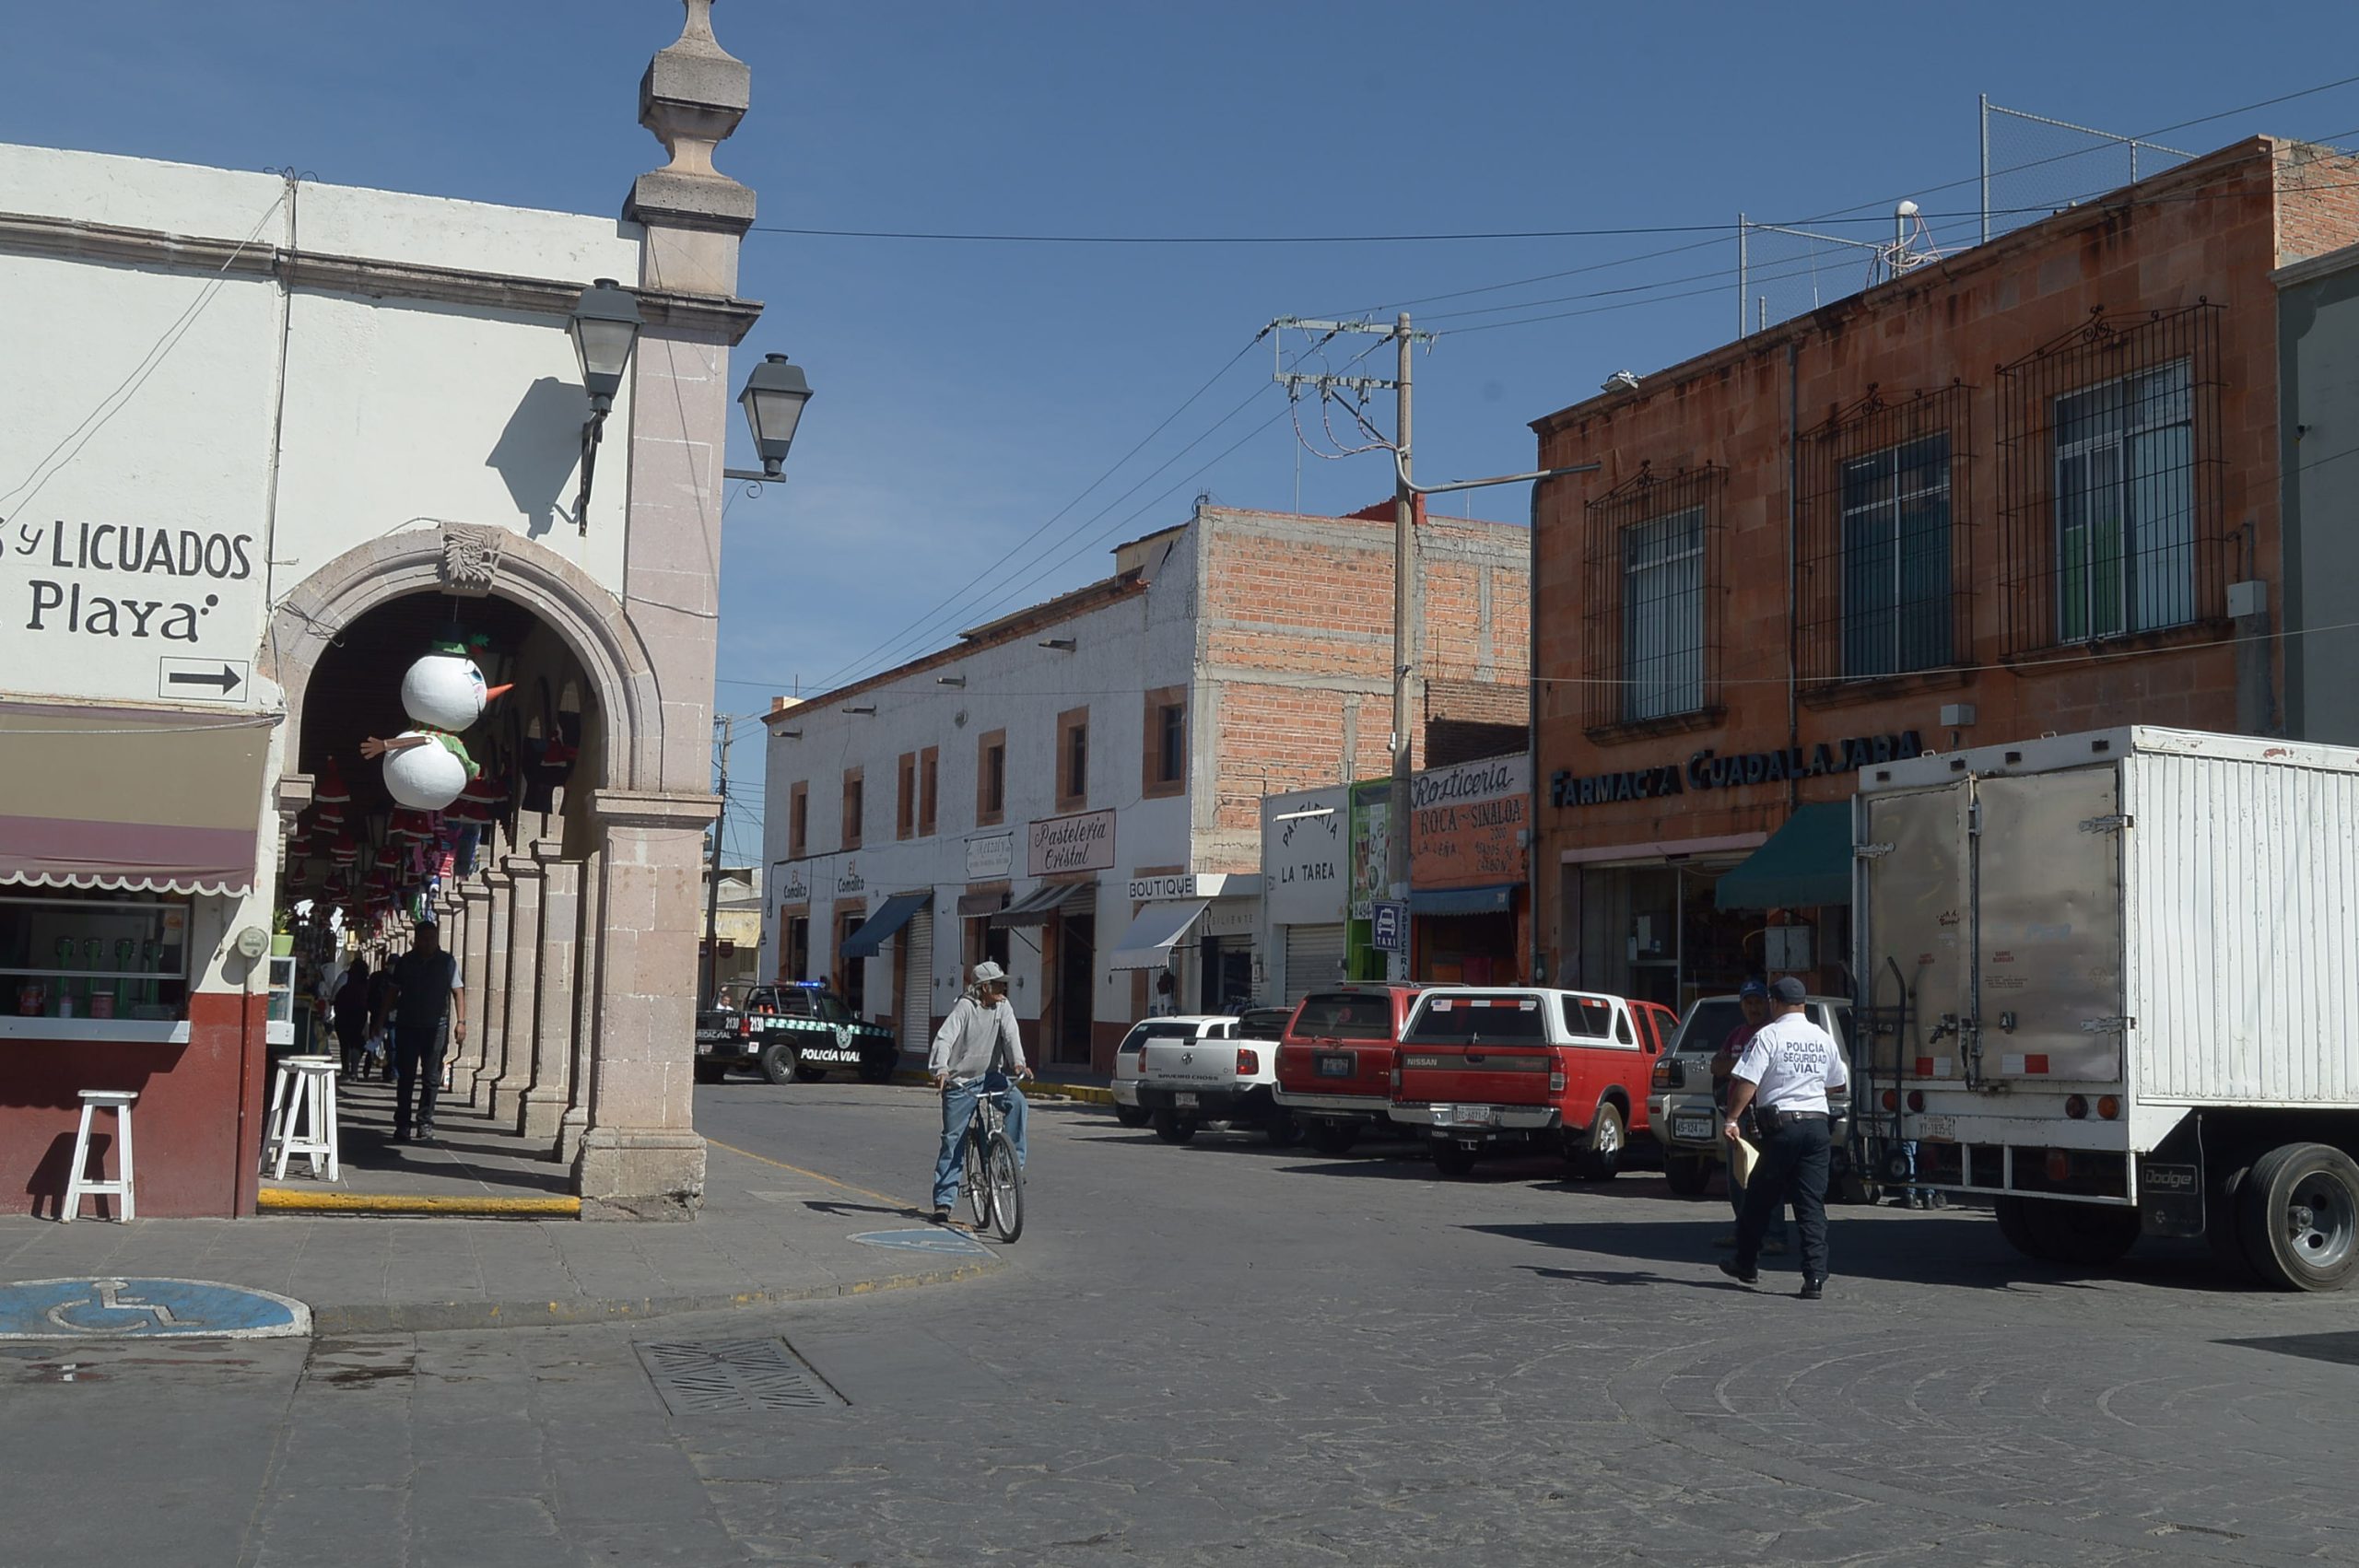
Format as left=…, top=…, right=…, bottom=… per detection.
left=1719, top=976, right=1848, bottom=1299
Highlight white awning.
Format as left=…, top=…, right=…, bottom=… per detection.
left=1107, top=899, right=1211, bottom=970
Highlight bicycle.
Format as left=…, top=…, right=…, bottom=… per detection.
left=958, top=1071, right=1025, bottom=1243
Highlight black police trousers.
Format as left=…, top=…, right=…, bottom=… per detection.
left=1735, top=1111, right=1830, bottom=1281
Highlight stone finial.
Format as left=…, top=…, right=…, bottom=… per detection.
left=628, top=0, right=756, bottom=235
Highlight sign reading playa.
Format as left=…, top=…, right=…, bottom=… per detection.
left=1027, top=808, right=1115, bottom=877
left=7, top=516, right=264, bottom=705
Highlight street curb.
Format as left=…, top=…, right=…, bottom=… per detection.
left=257, top=1189, right=582, bottom=1218
left=889, top=1070, right=1113, bottom=1106
left=306, top=1256, right=1000, bottom=1336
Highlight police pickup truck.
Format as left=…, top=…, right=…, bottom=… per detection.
left=694, top=982, right=900, bottom=1085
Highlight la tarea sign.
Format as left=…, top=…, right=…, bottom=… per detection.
left=1550, top=731, right=1924, bottom=810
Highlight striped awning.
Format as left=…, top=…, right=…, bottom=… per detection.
left=0, top=701, right=275, bottom=895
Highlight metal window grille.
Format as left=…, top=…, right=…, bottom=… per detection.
left=1798, top=385, right=1974, bottom=687
left=1580, top=466, right=1725, bottom=731
left=1997, top=304, right=2224, bottom=654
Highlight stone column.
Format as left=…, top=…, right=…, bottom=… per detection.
left=569, top=2, right=756, bottom=1214
left=573, top=790, right=714, bottom=1217
left=454, top=880, right=494, bottom=1090
left=488, top=851, right=546, bottom=1125
left=518, top=839, right=580, bottom=1142
left=472, top=865, right=513, bottom=1111
left=555, top=847, right=603, bottom=1167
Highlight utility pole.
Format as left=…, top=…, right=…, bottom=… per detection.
left=1267, top=313, right=1597, bottom=987
left=1386, top=312, right=1415, bottom=981
left=701, top=715, right=733, bottom=1009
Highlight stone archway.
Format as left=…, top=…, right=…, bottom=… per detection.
left=261, top=523, right=709, bottom=1209
left=261, top=523, right=662, bottom=791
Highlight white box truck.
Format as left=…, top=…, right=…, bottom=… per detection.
left=1850, top=726, right=2359, bottom=1291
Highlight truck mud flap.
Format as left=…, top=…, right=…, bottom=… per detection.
left=2140, top=1159, right=2203, bottom=1238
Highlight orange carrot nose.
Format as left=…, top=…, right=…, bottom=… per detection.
left=482, top=683, right=513, bottom=703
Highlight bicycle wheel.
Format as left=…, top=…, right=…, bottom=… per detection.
left=986, top=1130, right=1024, bottom=1243
left=963, top=1129, right=993, bottom=1230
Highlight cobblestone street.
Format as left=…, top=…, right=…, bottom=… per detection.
left=10, top=1083, right=2359, bottom=1566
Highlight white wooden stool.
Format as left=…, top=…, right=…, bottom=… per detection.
left=61, top=1089, right=137, bottom=1223
left=263, top=1056, right=340, bottom=1183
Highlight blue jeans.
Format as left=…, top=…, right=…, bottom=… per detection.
left=932, top=1078, right=1029, bottom=1211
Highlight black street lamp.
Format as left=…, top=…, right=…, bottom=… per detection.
left=725, top=353, right=816, bottom=485
left=568, top=277, right=644, bottom=532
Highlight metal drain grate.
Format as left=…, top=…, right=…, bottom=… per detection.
left=635, top=1338, right=845, bottom=1415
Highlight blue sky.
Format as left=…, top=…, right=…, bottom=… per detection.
left=13, top=1, right=2359, bottom=860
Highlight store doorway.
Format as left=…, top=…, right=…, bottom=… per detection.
left=1050, top=907, right=1094, bottom=1069
left=1198, top=934, right=1253, bottom=1013
left=780, top=914, right=808, bottom=982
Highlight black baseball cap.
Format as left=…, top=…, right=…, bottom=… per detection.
left=1768, top=976, right=1807, bottom=1004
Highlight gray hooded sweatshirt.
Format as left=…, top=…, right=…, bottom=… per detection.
left=928, top=987, right=1028, bottom=1082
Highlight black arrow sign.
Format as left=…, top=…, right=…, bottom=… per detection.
left=168, top=664, right=242, bottom=696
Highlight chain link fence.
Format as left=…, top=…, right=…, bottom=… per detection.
left=1979, top=99, right=2192, bottom=244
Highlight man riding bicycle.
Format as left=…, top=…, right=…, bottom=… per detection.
left=929, top=960, right=1032, bottom=1224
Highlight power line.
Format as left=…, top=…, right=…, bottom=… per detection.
left=795, top=335, right=1270, bottom=694
left=744, top=75, right=2359, bottom=253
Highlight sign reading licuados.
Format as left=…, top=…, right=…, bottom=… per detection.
left=1027, top=809, right=1114, bottom=876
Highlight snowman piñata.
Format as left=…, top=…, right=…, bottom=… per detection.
left=360, top=631, right=511, bottom=811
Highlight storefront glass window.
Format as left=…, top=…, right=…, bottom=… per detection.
left=0, top=892, right=191, bottom=1020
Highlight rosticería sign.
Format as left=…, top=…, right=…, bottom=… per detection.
left=1550, top=731, right=1923, bottom=809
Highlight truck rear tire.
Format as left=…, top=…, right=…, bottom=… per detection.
left=758, top=1042, right=798, bottom=1085
left=2205, top=1163, right=2256, bottom=1281
left=1112, top=1103, right=1151, bottom=1129
left=1306, top=1121, right=1362, bottom=1158
left=1567, top=1103, right=1625, bottom=1182
left=2238, top=1141, right=2359, bottom=1293
left=1995, top=1195, right=2138, bottom=1266
left=1994, top=1195, right=2062, bottom=1261
left=1152, top=1110, right=1198, bottom=1144
left=1664, top=1153, right=1714, bottom=1198
left=1262, top=1106, right=1304, bottom=1148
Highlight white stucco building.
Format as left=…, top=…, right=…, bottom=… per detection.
left=0, top=2, right=768, bottom=1217
left=762, top=501, right=1532, bottom=1075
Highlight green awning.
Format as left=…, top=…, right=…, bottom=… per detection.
left=1714, top=801, right=1852, bottom=911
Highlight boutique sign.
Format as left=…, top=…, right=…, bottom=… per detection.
left=1551, top=731, right=1924, bottom=810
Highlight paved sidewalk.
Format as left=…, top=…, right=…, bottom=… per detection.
left=0, top=1124, right=1000, bottom=1335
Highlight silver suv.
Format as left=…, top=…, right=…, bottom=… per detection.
left=1647, top=994, right=1852, bottom=1198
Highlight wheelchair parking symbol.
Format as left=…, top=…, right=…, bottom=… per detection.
left=0, top=1278, right=310, bottom=1340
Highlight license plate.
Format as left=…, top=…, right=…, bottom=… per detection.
left=1438, top=1104, right=1497, bottom=1127
left=1175, top=1093, right=1199, bottom=1109
left=1918, top=1114, right=1958, bottom=1142
left=1672, top=1114, right=1713, bottom=1141
left=1315, top=1052, right=1355, bottom=1079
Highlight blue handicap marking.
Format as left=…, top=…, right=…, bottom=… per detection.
left=0, top=1278, right=311, bottom=1340
left=849, top=1228, right=991, bottom=1258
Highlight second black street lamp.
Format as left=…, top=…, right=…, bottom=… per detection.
left=725, top=352, right=816, bottom=485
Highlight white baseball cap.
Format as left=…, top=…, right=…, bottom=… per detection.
left=972, top=960, right=1006, bottom=985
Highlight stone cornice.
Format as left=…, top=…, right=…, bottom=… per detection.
left=590, top=788, right=722, bottom=829
left=0, top=210, right=763, bottom=344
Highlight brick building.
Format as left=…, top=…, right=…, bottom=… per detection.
left=763, top=500, right=1527, bottom=1072
left=1528, top=136, right=2359, bottom=1010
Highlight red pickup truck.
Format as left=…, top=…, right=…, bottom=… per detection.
left=1388, top=987, right=1661, bottom=1179
left=1272, top=983, right=1426, bottom=1156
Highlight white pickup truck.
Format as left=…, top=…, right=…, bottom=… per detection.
left=1135, top=1014, right=1294, bottom=1145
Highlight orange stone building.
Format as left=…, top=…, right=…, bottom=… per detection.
left=1527, top=137, right=2359, bottom=1009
